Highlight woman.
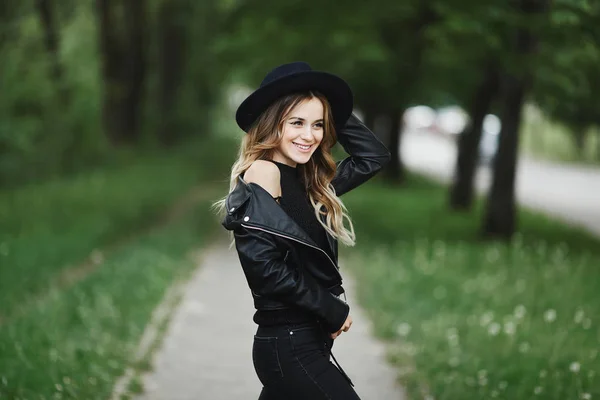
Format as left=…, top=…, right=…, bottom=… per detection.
left=213, top=61, right=390, bottom=399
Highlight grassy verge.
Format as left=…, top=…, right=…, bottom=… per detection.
left=0, top=136, right=232, bottom=320
left=0, top=135, right=235, bottom=399
left=343, top=175, right=600, bottom=400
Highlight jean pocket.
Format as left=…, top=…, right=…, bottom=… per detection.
left=252, top=336, right=284, bottom=383
left=288, top=326, right=327, bottom=364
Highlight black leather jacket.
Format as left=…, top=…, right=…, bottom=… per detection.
left=221, top=114, right=391, bottom=333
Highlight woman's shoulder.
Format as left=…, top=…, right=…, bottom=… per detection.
left=243, top=160, right=281, bottom=199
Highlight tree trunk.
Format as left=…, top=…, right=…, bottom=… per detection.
left=482, top=0, right=547, bottom=239
left=382, top=108, right=405, bottom=184
left=449, top=65, right=499, bottom=210
left=123, top=0, right=146, bottom=144
left=482, top=74, right=526, bottom=238
left=35, top=0, right=68, bottom=103
left=572, top=128, right=586, bottom=157
left=597, top=130, right=600, bottom=160
left=97, top=0, right=125, bottom=145
left=157, top=0, right=187, bottom=146
left=379, top=2, right=436, bottom=183
left=96, top=0, right=146, bottom=146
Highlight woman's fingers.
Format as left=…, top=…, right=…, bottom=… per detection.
left=331, top=316, right=354, bottom=338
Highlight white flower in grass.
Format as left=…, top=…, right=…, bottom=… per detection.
left=55, top=383, right=63, bottom=392
left=514, top=304, right=527, bottom=319
left=396, top=323, right=412, bottom=337
left=504, top=321, right=516, bottom=335
left=448, top=357, right=460, bottom=367
left=477, top=370, right=488, bottom=386
left=90, top=249, right=104, bottom=265
left=534, top=386, right=543, bottom=395
left=574, top=309, right=585, bottom=324
left=518, top=342, right=531, bottom=353
left=62, top=377, right=71, bottom=385
left=446, top=328, right=459, bottom=346
left=582, top=318, right=592, bottom=329
left=488, top=322, right=501, bottom=336
left=544, top=309, right=557, bottom=323
left=588, top=371, right=595, bottom=378
left=570, top=362, right=581, bottom=373
left=480, top=311, right=494, bottom=327
left=581, top=394, right=592, bottom=400
left=424, top=396, right=435, bottom=400
left=491, top=390, right=499, bottom=398
left=498, top=381, right=508, bottom=390
left=539, top=370, right=547, bottom=378
left=444, top=374, right=456, bottom=383
left=1, top=376, right=7, bottom=385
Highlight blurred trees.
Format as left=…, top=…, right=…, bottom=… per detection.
left=0, top=0, right=226, bottom=187
left=96, top=0, right=147, bottom=145
left=483, top=0, right=549, bottom=238
left=1, top=0, right=599, bottom=238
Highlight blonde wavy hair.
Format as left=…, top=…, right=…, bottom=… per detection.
left=212, top=91, right=356, bottom=247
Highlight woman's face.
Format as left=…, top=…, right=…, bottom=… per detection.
left=272, top=97, right=324, bottom=167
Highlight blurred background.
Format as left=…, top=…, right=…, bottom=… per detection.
left=1, top=0, right=600, bottom=398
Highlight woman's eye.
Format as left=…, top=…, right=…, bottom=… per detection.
left=292, top=121, right=302, bottom=126
left=314, top=123, right=323, bottom=128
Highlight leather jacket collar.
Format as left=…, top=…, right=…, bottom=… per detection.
left=222, top=174, right=338, bottom=266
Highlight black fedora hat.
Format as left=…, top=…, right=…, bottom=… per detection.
left=235, top=61, right=354, bottom=133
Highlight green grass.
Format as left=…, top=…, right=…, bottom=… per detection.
left=0, top=202, right=215, bottom=399
left=0, top=136, right=233, bottom=319
left=0, top=135, right=235, bottom=398
left=343, top=175, right=600, bottom=400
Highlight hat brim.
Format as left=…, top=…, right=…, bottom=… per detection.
left=235, top=71, right=353, bottom=133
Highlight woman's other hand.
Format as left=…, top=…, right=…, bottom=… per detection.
left=331, top=315, right=353, bottom=339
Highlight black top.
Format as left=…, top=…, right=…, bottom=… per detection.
left=252, top=159, right=333, bottom=326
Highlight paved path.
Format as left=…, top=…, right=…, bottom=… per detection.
left=136, top=232, right=406, bottom=400
left=402, top=129, right=600, bottom=236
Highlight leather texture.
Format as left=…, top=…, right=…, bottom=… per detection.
left=221, top=113, right=391, bottom=333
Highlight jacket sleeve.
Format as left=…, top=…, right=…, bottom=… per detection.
left=234, top=226, right=350, bottom=333
left=331, top=113, right=392, bottom=197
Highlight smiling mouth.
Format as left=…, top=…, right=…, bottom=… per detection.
left=293, top=142, right=312, bottom=151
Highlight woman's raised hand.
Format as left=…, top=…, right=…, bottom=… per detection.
left=331, top=315, right=353, bottom=339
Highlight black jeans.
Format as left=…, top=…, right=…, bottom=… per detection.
left=253, top=320, right=361, bottom=400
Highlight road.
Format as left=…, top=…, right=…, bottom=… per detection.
left=402, top=129, right=600, bottom=236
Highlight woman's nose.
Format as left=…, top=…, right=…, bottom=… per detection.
left=301, top=126, right=315, bottom=140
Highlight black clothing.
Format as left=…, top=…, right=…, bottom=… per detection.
left=269, top=160, right=333, bottom=261
left=252, top=159, right=333, bottom=327
left=253, top=321, right=360, bottom=399
left=222, top=113, right=391, bottom=334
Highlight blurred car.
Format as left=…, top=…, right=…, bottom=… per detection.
left=403, top=105, right=436, bottom=132
left=433, top=106, right=469, bottom=136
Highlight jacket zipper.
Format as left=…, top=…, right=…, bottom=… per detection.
left=240, top=223, right=342, bottom=281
